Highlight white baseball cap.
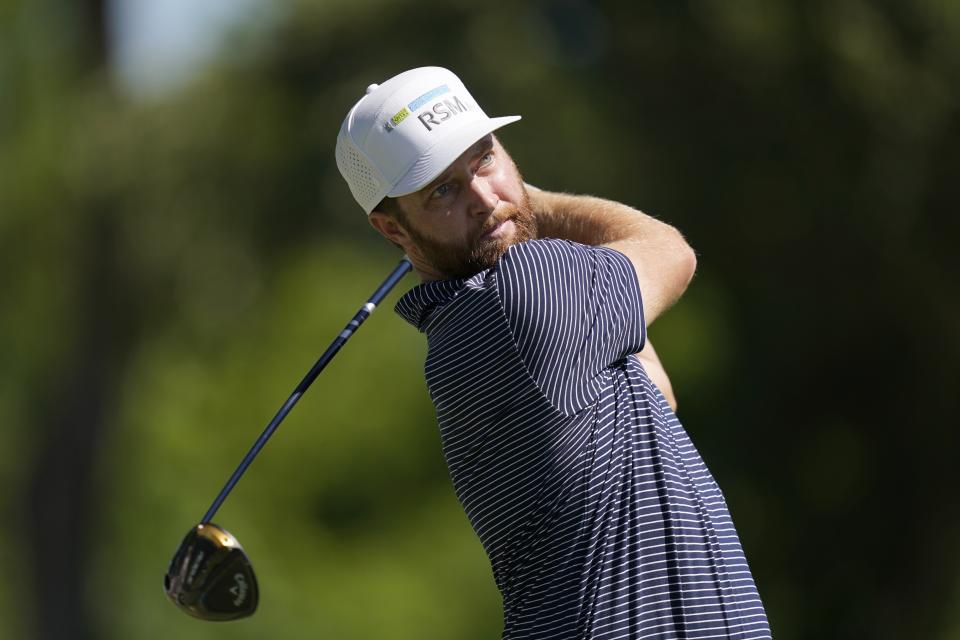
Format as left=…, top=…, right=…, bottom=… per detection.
left=335, top=67, right=521, bottom=214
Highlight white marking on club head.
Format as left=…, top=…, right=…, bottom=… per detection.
left=231, top=573, right=248, bottom=606
left=187, top=550, right=205, bottom=583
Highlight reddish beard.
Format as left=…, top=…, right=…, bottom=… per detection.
left=403, top=191, right=538, bottom=280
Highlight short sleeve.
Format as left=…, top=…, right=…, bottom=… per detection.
left=495, top=239, right=645, bottom=415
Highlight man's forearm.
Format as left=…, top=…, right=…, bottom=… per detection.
left=529, top=187, right=666, bottom=246
left=636, top=341, right=677, bottom=411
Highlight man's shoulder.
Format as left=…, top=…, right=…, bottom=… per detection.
left=496, top=238, right=626, bottom=280
left=500, top=237, right=583, bottom=262
left=492, top=239, right=596, bottom=312
left=496, top=238, right=587, bottom=275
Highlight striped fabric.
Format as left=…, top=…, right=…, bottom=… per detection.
left=396, top=239, right=771, bottom=639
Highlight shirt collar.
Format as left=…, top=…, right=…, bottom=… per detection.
left=394, top=277, right=468, bottom=332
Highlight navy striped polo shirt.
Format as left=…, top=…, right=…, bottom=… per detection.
left=396, top=239, right=771, bottom=639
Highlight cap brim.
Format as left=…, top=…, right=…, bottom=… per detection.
left=388, top=115, right=521, bottom=200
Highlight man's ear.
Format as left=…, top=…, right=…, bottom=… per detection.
left=368, top=211, right=410, bottom=246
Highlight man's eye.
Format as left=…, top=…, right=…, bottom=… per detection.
left=479, top=153, right=494, bottom=166
left=432, top=183, right=453, bottom=199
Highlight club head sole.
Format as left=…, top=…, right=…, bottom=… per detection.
left=164, top=523, right=259, bottom=621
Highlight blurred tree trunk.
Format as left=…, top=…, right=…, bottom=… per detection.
left=26, top=217, right=122, bottom=640
left=79, top=0, right=110, bottom=70
left=24, top=2, right=115, bottom=639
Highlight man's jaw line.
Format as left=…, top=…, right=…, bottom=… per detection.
left=402, top=185, right=535, bottom=282
left=405, top=218, right=515, bottom=282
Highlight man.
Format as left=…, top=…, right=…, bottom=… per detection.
left=336, top=67, right=771, bottom=639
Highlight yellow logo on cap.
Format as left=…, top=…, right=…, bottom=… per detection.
left=391, top=107, right=410, bottom=126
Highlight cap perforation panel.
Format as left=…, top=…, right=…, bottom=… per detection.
left=335, top=138, right=382, bottom=211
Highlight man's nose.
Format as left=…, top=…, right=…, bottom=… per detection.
left=466, top=177, right=499, bottom=216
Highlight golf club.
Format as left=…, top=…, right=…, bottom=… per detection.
left=165, top=257, right=413, bottom=621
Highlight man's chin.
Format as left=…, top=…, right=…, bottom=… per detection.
left=476, top=217, right=533, bottom=259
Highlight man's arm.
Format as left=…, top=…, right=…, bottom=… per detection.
left=527, top=187, right=687, bottom=411
left=637, top=341, right=677, bottom=411
left=528, top=187, right=697, bottom=328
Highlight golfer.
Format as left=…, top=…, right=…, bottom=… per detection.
left=336, top=67, right=771, bottom=639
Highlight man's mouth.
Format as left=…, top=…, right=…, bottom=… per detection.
left=480, top=217, right=514, bottom=241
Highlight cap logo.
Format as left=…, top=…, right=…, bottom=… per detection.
left=384, top=107, right=410, bottom=132
left=384, top=84, right=451, bottom=133
left=417, top=95, right=473, bottom=132
left=408, top=84, right=450, bottom=111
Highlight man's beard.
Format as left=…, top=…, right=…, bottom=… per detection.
left=404, top=190, right=538, bottom=280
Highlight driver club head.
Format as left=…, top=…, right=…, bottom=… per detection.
left=164, top=523, right=259, bottom=621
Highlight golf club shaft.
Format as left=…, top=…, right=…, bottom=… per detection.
left=201, top=257, right=413, bottom=524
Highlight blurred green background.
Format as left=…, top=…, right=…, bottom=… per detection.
left=2, top=0, right=958, bottom=638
